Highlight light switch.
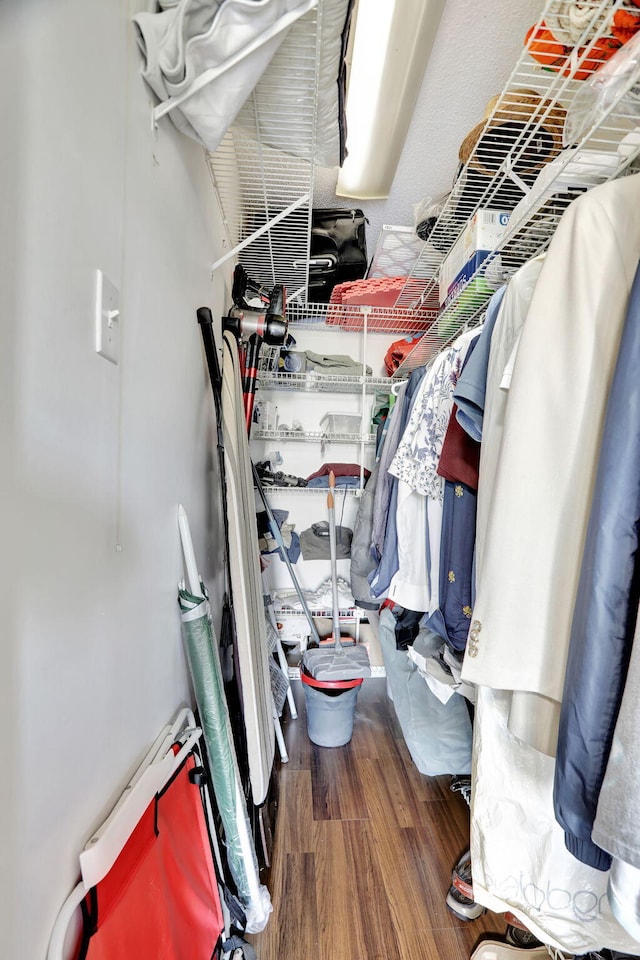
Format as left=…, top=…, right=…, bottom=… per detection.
left=95, top=269, right=120, bottom=365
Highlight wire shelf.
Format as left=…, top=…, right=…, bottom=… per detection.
left=257, top=369, right=395, bottom=393
left=285, top=299, right=438, bottom=332
left=392, top=0, right=640, bottom=373
left=252, top=428, right=376, bottom=443
left=260, top=483, right=362, bottom=495
left=207, top=2, right=321, bottom=295
left=274, top=606, right=367, bottom=619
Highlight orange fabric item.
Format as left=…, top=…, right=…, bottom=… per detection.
left=526, top=22, right=567, bottom=70
left=526, top=22, right=621, bottom=81
left=384, top=335, right=424, bottom=375
left=81, top=751, right=224, bottom=960
left=611, top=9, right=640, bottom=45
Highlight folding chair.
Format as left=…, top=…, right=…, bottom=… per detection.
left=48, top=709, right=253, bottom=960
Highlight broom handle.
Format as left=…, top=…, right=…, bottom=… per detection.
left=252, top=461, right=322, bottom=648
left=328, top=472, right=342, bottom=652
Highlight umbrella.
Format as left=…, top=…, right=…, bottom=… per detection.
left=178, top=505, right=272, bottom=933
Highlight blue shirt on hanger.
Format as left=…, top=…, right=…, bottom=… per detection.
left=453, top=285, right=506, bottom=441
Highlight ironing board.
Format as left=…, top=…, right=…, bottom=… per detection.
left=222, top=331, right=275, bottom=807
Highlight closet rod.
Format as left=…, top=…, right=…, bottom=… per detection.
left=152, top=0, right=318, bottom=127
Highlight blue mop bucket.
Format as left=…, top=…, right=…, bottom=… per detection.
left=300, top=667, right=363, bottom=747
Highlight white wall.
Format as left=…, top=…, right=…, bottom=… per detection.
left=0, top=1, right=228, bottom=955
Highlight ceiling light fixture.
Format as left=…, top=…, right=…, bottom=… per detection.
left=336, top=0, right=447, bottom=200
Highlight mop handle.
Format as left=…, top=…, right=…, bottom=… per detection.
left=252, top=462, right=322, bottom=648
left=328, top=472, right=342, bottom=652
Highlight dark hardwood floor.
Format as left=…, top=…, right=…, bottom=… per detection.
left=249, top=678, right=506, bottom=960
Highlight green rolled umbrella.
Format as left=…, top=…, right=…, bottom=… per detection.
left=178, top=508, right=271, bottom=933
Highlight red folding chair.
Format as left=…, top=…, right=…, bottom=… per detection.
left=48, top=710, right=227, bottom=960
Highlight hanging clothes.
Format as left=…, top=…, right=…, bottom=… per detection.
left=386, top=481, right=431, bottom=611
left=368, top=368, right=426, bottom=599
left=554, top=258, right=640, bottom=870
left=453, top=284, right=506, bottom=442
left=437, top=402, right=481, bottom=490
left=376, top=607, right=473, bottom=776
left=424, top=338, right=480, bottom=652
left=386, top=328, right=478, bottom=614
left=469, top=683, right=640, bottom=955
left=389, top=329, right=477, bottom=498
left=461, top=173, right=640, bottom=757
left=370, top=379, right=409, bottom=561
left=426, top=323, right=484, bottom=652
left=426, top=478, right=476, bottom=652
left=467, top=255, right=544, bottom=579
left=349, top=461, right=381, bottom=610
left=593, top=605, right=640, bottom=938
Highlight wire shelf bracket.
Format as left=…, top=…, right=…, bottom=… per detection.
left=210, top=193, right=311, bottom=274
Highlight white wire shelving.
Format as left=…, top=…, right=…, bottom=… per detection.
left=390, top=0, right=640, bottom=372
left=256, top=369, right=393, bottom=394
left=181, top=0, right=640, bottom=374
left=253, top=427, right=376, bottom=444
left=258, top=484, right=362, bottom=495
left=206, top=1, right=321, bottom=297
left=274, top=604, right=367, bottom=620
left=284, top=299, right=437, bottom=333
left=200, top=0, right=640, bottom=380
left=205, top=0, right=640, bottom=375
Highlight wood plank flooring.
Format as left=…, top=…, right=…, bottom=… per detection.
left=250, top=678, right=505, bottom=960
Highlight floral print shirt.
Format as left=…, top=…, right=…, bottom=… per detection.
left=389, top=328, right=479, bottom=500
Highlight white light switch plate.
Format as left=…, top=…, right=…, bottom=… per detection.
left=95, top=269, right=120, bottom=364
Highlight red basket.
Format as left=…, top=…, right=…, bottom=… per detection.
left=300, top=666, right=364, bottom=691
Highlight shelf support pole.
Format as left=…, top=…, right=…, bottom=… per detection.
left=360, top=307, right=371, bottom=492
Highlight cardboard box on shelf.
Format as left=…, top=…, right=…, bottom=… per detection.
left=439, top=209, right=511, bottom=307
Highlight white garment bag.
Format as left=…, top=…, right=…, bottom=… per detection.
left=470, top=686, right=640, bottom=954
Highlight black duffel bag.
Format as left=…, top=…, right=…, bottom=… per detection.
left=307, top=207, right=368, bottom=302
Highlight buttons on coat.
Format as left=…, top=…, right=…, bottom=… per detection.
left=467, top=620, right=482, bottom=657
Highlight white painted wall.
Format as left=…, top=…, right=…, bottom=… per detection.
left=0, top=1, right=228, bottom=956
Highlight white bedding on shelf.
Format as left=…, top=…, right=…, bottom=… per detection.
left=134, top=0, right=352, bottom=168
left=133, top=0, right=313, bottom=154
left=251, top=0, right=353, bottom=167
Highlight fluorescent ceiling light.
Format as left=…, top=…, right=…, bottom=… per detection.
left=336, top=0, right=446, bottom=200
